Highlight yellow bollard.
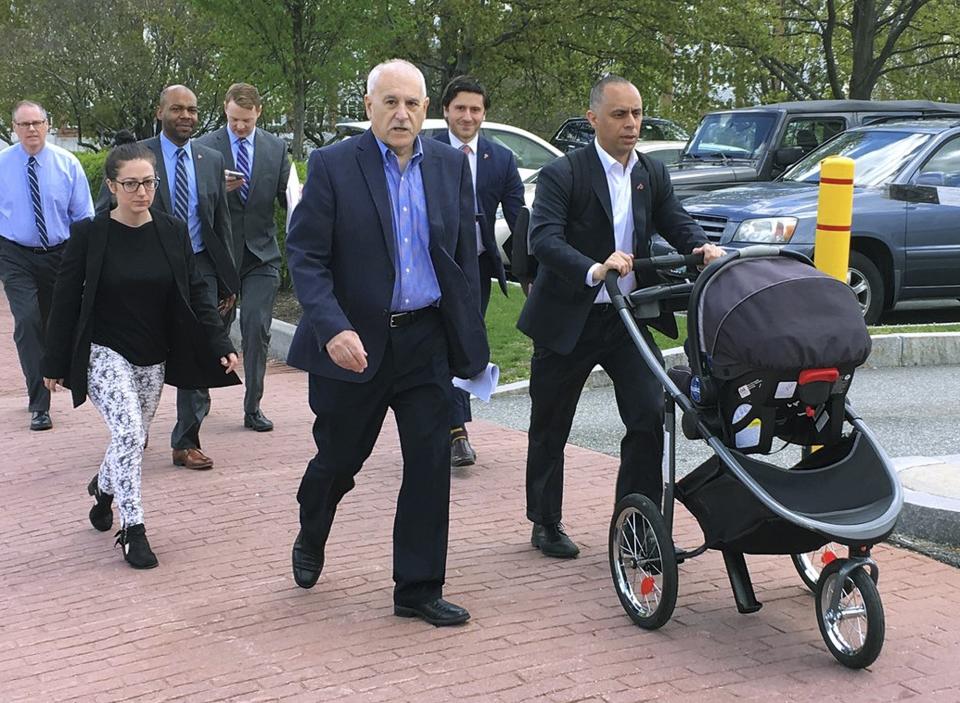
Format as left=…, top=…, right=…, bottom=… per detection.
left=813, top=156, right=855, bottom=282
left=808, top=156, right=855, bottom=457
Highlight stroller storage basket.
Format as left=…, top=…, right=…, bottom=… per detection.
left=675, top=431, right=898, bottom=553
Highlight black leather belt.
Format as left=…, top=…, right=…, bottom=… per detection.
left=389, top=307, right=434, bottom=328
left=10, top=240, right=66, bottom=255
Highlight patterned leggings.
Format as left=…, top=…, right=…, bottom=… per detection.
left=86, top=344, right=165, bottom=528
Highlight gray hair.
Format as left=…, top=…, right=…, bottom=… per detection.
left=12, top=100, right=48, bottom=123
left=589, top=74, right=634, bottom=112
left=366, top=59, right=427, bottom=97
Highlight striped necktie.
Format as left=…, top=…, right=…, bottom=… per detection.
left=173, top=148, right=190, bottom=222
left=235, top=138, right=250, bottom=203
left=27, top=156, right=49, bottom=249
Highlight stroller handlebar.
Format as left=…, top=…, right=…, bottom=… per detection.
left=603, top=252, right=704, bottom=304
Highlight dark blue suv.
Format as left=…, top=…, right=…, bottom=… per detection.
left=674, top=119, right=960, bottom=323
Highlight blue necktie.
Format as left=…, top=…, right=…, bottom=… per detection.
left=235, top=138, right=250, bottom=203
left=173, top=148, right=190, bottom=222
left=27, top=156, right=49, bottom=249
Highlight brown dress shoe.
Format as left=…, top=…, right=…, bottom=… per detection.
left=172, top=448, right=214, bottom=470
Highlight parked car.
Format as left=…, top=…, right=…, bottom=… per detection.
left=668, top=119, right=960, bottom=323
left=550, top=116, right=689, bottom=153
left=493, top=141, right=688, bottom=268
left=332, top=119, right=562, bottom=179
left=669, top=100, right=960, bottom=198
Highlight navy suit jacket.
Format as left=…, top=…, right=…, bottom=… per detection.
left=285, top=129, right=489, bottom=382
left=433, top=131, right=525, bottom=294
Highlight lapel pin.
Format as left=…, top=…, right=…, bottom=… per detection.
left=637, top=182, right=644, bottom=190
left=483, top=153, right=490, bottom=159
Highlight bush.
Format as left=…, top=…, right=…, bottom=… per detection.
left=77, top=153, right=307, bottom=290
left=75, top=151, right=108, bottom=198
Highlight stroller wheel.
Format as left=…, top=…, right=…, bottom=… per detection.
left=608, top=493, right=678, bottom=630
left=791, top=542, right=844, bottom=593
left=815, top=559, right=885, bottom=669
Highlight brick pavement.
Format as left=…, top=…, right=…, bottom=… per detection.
left=2, top=293, right=960, bottom=702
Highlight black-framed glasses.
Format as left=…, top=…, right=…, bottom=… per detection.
left=15, top=120, right=47, bottom=130
left=114, top=178, right=161, bottom=193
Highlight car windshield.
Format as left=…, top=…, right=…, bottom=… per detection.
left=782, top=129, right=933, bottom=186
left=684, top=112, right=778, bottom=160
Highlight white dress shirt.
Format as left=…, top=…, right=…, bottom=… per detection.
left=587, top=140, right=639, bottom=303
left=447, top=130, right=484, bottom=254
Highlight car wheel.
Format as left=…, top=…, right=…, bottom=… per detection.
left=847, top=252, right=884, bottom=325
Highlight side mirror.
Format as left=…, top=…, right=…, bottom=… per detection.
left=774, top=146, right=805, bottom=168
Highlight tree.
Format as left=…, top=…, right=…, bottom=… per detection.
left=194, top=0, right=366, bottom=159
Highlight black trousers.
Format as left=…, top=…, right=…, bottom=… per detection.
left=297, top=308, right=452, bottom=605
left=448, top=252, right=495, bottom=428
left=525, top=304, right=665, bottom=525
left=0, top=238, right=63, bottom=412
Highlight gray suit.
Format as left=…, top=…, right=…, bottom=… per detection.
left=96, top=135, right=238, bottom=449
left=196, top=126, right=291, bottom=415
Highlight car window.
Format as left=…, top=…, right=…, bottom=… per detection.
left=482, top=128, right=557, bottom=170
left=915, top=136, right=960, bottom=187
left=642, top=120, right=689, bottom=141
left=686, top=112, right=778, bottom=159
left=781, top=117, right=847, bottom=154
left=783, top=129, right=932, bottom=186
left=555, top=121, right=584, bottom=143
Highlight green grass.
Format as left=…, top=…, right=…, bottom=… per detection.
left=487, top=288, right=960, bottom=384
left=487, top=286, right=690, bottom=384
left=869, top=323, right=960, bottom=334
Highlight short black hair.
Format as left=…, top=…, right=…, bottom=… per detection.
left=112, top=129, right=137, bottom=146
left=589, top=74, right=634, bottom=112
left=441, top=76, right=490, bottom=111
left=104, top=142, right=156, bottom=181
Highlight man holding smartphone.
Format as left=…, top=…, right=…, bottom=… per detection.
left=198, top=83, right=292, bottom=433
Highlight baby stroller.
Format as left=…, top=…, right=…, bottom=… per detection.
left=604, top=246, right=902, bottom=669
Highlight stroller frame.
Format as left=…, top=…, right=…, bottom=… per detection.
left=604, top=245, right=903, bottom=668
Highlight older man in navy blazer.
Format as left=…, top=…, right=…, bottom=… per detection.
left=285, top=59, right=489, bottom=626
left=434, top=76, right=525, bottom=468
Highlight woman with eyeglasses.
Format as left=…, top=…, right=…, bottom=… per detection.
left=41, top=142, right=241, bottom=569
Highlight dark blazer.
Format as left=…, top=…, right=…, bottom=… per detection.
left=41, top=210, right=240, bottom=408
left=285, top=129, right=489, bottom=382
left=433, top=131, right=525, bottom=294
left=517, top=145, right=708, bottom=355
left=96, top=136, right=240, bottom=297
left=195, top=127, right=291, bottom=270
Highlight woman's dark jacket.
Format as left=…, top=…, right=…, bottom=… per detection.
left=41, top=209, right=241, bottom=408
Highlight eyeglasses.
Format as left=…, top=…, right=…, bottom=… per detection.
left=15, top=120, right=47, bottom=130
left=114, top=178, right=161, bottom=193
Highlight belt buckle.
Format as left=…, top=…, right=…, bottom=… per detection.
left=389, top=312, right=403, bottom=328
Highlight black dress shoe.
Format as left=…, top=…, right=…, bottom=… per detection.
left=451, top=436, right=477, bottom=467
left=531, top=522, right=580, bottom=558
left=291, top=530, right=324, bottom=588
left=30, top=411, right=52, bottom=431
left=87, top=474, right=114, bottom=532
left=395, top=598, right=470, bottom=626
left=244, top=410, right=274, bottom=432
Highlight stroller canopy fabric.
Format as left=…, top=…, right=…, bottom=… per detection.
left=697, top=257, right=872, bottom=377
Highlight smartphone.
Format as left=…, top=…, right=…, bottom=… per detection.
left=225, top=169, right=245, bottom=181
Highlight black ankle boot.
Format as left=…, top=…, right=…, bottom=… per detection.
left=87, top=475, right=113, bottom=532
left=115, top=524, right=158, bottom=569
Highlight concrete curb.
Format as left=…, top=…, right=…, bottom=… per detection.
left=893, top=456, right=960, bottom=548
left=248, top=318, right=960, bottom=393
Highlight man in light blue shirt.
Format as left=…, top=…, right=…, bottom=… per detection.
left=0, top=100, right=94, bottom=431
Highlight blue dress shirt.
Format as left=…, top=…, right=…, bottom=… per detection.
left=159, top=133, right=203, bottom=253
left=0, top=143, right=94, bottom=247
left=375, top=136, right=441, bottom=312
